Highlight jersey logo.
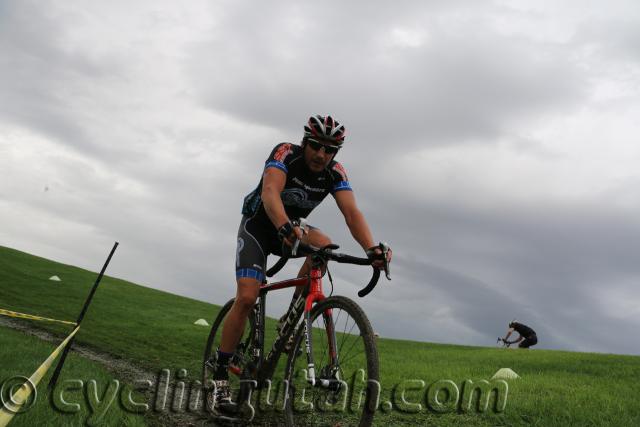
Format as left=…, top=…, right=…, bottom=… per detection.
left=273, top=143, right=293, bottom=162
left=280, top=188, right=322, bottom=209
left=332, top=162, right=348, bottom=181
left=236, top=237, right=245, bottom=267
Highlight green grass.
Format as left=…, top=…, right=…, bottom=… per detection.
left=1, top=244, right=640, bottom=426
left=0, top=326, right=145, bottom=427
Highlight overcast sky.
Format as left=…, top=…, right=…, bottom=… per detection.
left=1, top=0, right=639, bottom=355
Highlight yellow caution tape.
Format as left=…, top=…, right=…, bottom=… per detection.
left=0, top=326, right=80, bottom=427
left=0, top=309, right=77, bottom=326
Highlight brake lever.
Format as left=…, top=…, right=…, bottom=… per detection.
left=291, top=218, right=308, bottom=257
left=379, top=242, right=391, bottom=280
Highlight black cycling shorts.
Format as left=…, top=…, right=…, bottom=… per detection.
left=235, top=215, right=311, bottom=283
left=519, top=334, right=538, bottom=348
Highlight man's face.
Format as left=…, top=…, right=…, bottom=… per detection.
left=303, top=139, right=340, bottom=173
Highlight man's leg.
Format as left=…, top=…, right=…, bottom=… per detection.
left=216, top=277, right=261, bottom=378
left=218, top=215, right=267, bottom=373
left=294, top=227, right=332, bottom=293
left=277, top=227, right=333, bottom=324
left=277, top=228, right=332, bottom=350
left=518, top=339, right=530, bottom=349
left=208, top=216, right=266, bottom=412
left=207, top=277, right=260, bottom=413
left=520, top=334, right=537, bottom=348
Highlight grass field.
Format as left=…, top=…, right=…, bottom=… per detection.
left=0, top=326, right=145, bottom=427
left=1, top=245, right=640, bottom=426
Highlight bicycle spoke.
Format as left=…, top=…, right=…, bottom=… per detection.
left=285, top=296, right=378, bottom=427
left=333, top=309, right=348, bottom=360
left=339, top=341, right=366, bottom=367
left=333, top=307, right=343, bottom=334
left=316, top=316, right=329, bottom=374
left=337, top=314, right=357, bottom=357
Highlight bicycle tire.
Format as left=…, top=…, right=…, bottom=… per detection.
left=283, top=296, right=379, bottom=427
left=202, top=298, right=257, bottom=412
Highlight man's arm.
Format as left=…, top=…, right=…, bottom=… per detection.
left=334, top=190, right=375, bottom=250
left=503, top=328, right=514, bottom=341
left=261, top=168, right=289, bottom=229
left=503, top=329, right=524, bottom=344
left=261, top=168, right=303, bottom=243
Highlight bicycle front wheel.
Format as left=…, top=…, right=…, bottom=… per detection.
left=284, top=296, right=379, bottom=427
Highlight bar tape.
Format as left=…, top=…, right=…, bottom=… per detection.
left=0, top=325, right=81, bottom=426
left=0, top=309, right=77, bottom=326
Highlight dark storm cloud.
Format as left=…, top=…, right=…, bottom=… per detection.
left=348, top=191, right=640, bottom=353
left=0, top=2, right=125, bottom=158
left=301, top=173, right=640, bottom=354
left=189, top=1, right=587, bottom=149
left=1, top=0, right=639, bottom=356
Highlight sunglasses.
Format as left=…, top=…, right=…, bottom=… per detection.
left=306, top=138, right=341, bottom=155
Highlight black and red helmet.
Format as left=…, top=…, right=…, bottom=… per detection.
left=304, top=115, right=346, bottom=145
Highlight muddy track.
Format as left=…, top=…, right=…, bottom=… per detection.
left=0, top=316, right=225, bottom=427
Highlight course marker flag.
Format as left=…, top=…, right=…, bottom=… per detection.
left=491, top=368, right=520, bottom=380
left=0, top=326, right=80, bottom=427
left=0, top=309, right=77, bottom=326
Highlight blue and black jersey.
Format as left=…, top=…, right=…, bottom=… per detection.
left=241, top=142, right=352, bottom=226
left=235, top=142, right=353, bottom=281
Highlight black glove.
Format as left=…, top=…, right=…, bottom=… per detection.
left=366, top=243, right=392, bottom=262
left=277, top=221, right=295, bottom=242
left=366, top=243, right=392, bottom=280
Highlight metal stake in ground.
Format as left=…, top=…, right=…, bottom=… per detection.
left=48, top=241, right=119, bottom=389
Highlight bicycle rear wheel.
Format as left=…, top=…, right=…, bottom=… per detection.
left=202, top=298, right=256, bottom=413
left=284, top=296, right=379, bottom=427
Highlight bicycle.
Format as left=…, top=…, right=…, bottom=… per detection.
left=203, top=234, right=391, bottom=426
left=497, top=337, right=513, bottom=348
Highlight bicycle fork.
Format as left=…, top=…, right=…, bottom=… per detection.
left=303, top=268, right=340, bottom=388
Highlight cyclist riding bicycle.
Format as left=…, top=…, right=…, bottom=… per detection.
left=208, top=114, right=392, bottom=413
left=501, top=320, right=538, bottom=349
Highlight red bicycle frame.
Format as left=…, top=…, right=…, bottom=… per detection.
left=260, top=266, right=325, bottom=310
left=258, top=264, right=337, bottom=385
